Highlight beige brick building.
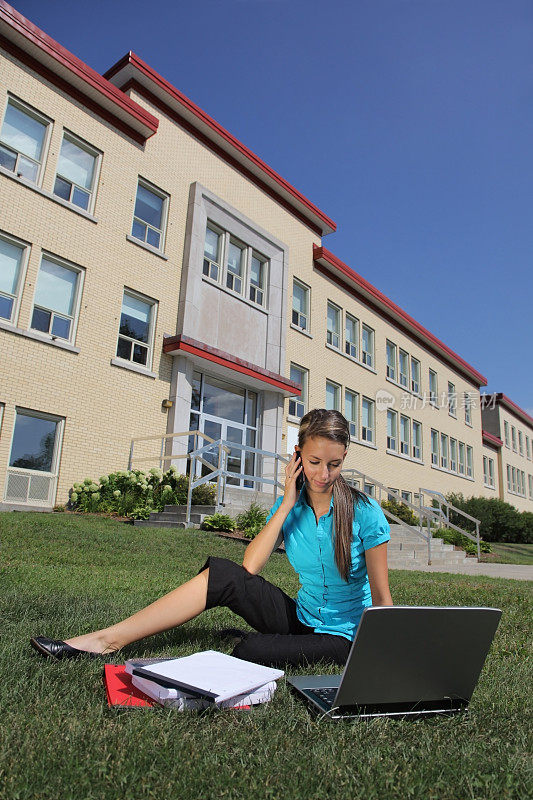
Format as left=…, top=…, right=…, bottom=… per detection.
left=0, top=3, right=530, bottom=514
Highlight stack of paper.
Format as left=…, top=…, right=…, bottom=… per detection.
left=125, top=650, right=284, bottom=710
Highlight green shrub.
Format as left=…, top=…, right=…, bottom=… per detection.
left=235, top=503, right=268, bottom=539
left=200, top=513, right=236, bottom=532
left=381, top=498, right=419, bottom=526
left=67, top=467, right=215, bottom=520
left=444, top=493, right=532, bottom=544
left=435, top=527, right=492, bottom=556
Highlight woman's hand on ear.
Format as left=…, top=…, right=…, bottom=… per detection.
left=282, top=450, right=303, bottom=511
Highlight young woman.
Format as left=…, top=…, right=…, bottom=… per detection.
left=31, top=408, right=392, bottom=667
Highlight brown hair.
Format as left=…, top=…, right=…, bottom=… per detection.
left=298, top=408, right=369, bottom=581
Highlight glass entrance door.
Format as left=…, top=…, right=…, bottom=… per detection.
left=200, top=416, right=246, bottom=486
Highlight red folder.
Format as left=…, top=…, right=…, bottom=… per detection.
left=103, top=664, right=156, bottom=708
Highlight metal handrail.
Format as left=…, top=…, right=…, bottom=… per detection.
left=128, top=430, right=221, bottom=471
left=342, top=468, right=438, bottom=564
left=419, top=487, right=481, bottom=560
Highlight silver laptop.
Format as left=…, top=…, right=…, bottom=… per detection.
left=287, top=606, right=501, bottom=720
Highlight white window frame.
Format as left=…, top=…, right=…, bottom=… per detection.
left=226, top=236, right=246, bottom=295
left=450, top=437, right=457, bottom=472
left=0, top=95, right=52, bottom=186
left=53, top=130, right=101, bottom=214
left=0, top=230, right=30, bottom=326
left=458, top=441, right=465, bottom=475
left=344, top=388, right=359, bottom=439
left=325, top=379, right=341, bottom=411
left=399, top=350, right=409, bottom=388
left=116, top=288, right=158, bottom=370
left=361, top=324, right=374, bottom=368
left=529, top=474, right=533, bottom=499
left=506, top=464, right=511, bottom=491
left=387, top=409, right=397, bottom=451
left=400, top=414, right=410, bottom=456
left=488, top=459, right=494, bottom=488
left=131, top=177, right=169, bottom=252
left=203, top=222, right=224, bottom=282
left=464, top=392, right=472, bottom=425
left=248, top=250, right=267, bottom=307
left=431, top=429, right=439, bottom=465
left=504, top=421, right=510, bottom=448
left=518, top=431, right=524, bottom=457
left=429, top=369, right=438, bottom=406
left=448, top=382, right=456, bottom=417
left=326, top=301, right=341, bottom=350
left=30, top=252, right=84, bottom=345
left=203, top=221, right=270, bottom=308
left=411, top=357, right=421, bottom=395
left=345, top=313, right=358, bottom=359
left=361, top=396, right=375, bottom=443
left=412, top=420, right=422, bottom=460
left=440, top=433, right=448, bottom=469
left=401, top=490, right=412, bottom=504
left=292, top=278, right=310, bottom=332
left=526, top=436, right=531, bottom=461
left=511, top=426, right=517, bottom=452
left=386, top=340, right=397, bottom=381
left=466, top=445, right=473, bottom=478
left=288, top=363, right=308, bottom=419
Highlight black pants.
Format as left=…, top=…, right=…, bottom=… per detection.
left=199, top=556, right=351, bottom=668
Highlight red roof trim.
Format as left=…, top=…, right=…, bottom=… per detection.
left=104, top=52, right=336, bottom=236
left=0, top=2, right=158, bottom=141
left=163, top=334, right=300, bottom=395
left=313, top=245, right=488, bottom=387
left=482, top=430, right=503, bottom=448
left=493, top=393, right=533, bottom=429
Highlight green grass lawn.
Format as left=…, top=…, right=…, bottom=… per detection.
left=1, top=512, right=531, bottom=800
left=481, top=542, right=533, bottom=566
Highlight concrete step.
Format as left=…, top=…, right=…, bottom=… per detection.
left=135, top=519, right=191, bottom=529
left=163, top=505, right=216, bottom=515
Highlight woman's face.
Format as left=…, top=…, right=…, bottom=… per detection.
left=297, top=436, right=347, bottom=495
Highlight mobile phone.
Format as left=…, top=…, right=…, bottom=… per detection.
left=295, top=451, right=305, bottom=490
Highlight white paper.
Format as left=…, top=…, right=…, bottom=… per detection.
left=134, top=650, right=284, bottom=703
left=132, top=674, right=277, bottom=710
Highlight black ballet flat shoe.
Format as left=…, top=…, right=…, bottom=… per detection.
left=30, top=636, right=104, bottom=661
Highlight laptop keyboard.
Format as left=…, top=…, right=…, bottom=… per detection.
left=308, top=687, right=337, bottom=706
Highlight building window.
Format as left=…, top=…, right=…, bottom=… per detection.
left=448, top=382, right=456, bottom=417
left=361, top=325, right=374, bottom=368
left=450, top=438, right=457, bottom=472
left=529, top=474, right=533, bottom=499
left=464, top=392, right=472, bottom=425
left=53, top=132, right=99, bottom=212
left=466, top=445, right=473, bottom=478
left=386, top=341, right=397, bottom=381
left=345, top=313, right=358, bottom=358
left=401, top=490, right=412, bottom=504
left=511, top=426, right=517, bottom=452
left=411, top=358, right=421, bottom=395
left=203, top=225, right=223, bottom=281
left=399, top=350, right=409, bottom=388
left=288, top=363, right=307, bottom=419
left=116, top=290, right=157, bottom=367
left=440, top=433, right=448, bottom=469
left=458, top=442, right=465, bottom=474
left=30, top=255, right=83, bottom=343
left=249, top=253, right=266, bottom=306
left=387, top=409, right=397, bottom=451
left=325, top=380, right=340, bottom=411
left=131, top=179, right=168, bottom=250
left=526, top=436, right=531, bottom=460
left=345, top=389, right=358, bottom=438
left=431, top=429, right=439, bottom=465
left=504, top=421, right=510, bottom=448
left=0, top=97, right=51, bottom=184
left=429, top=369, right=438, bottom=406
left=518, top=431, right=524, bottom=457
left=364, top=483, right=375, bottom=497
left=0, top=232, right=28, bottom=324
left=292, top=279, right=309, bottom=331
left=506, top=464, right=511, bottom=492
left=488, top=459, right=495, bottom=488
left=484, top=456, right=495, bottom=488
left=326, top=302, right=341, bottom=349
left=400, top=415, right=410, bottom=456
left=361, top=397, right=375, bottom=443
left=4, top=408, right=64, bottom=506
left=412, top=420, right=422, bottom=460
left=226, top=238, right=245, bottom=294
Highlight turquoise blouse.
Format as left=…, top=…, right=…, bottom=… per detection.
left=266, top=490, right=390, bottom=641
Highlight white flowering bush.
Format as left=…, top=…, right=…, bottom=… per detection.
left=68, top=466, right=216, bottom=518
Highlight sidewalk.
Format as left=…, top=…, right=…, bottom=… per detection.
left=390, top=560, right=533, bottom=581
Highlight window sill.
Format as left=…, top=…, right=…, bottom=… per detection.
left=126, top=235, right=168, bottom=260
left=201, top=274, right=269, bottom=315
left=430, top=463, right=474, bottom=481
left=465, top=421, right=473, bottom=428
left=290, top=323, right=313, bottom=339
left=325, top=343, right=377, bottom=375
left=287, top=414, right=302, bottom=425
left=110, top=358, right=157, bottom=378
left=0, top=165, right=98, bottom=223
left=353, top=438, right=377, bottom=450
left=385, top=376, right=423, bottom=400
left=483, top=483, right=496, bottom=491
left=0, top=319, right=80, bottom=352
left=386, top=448, right=424, bottom=466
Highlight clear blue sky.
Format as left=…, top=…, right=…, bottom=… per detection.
left=13, top=0, right=533, bottom=413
